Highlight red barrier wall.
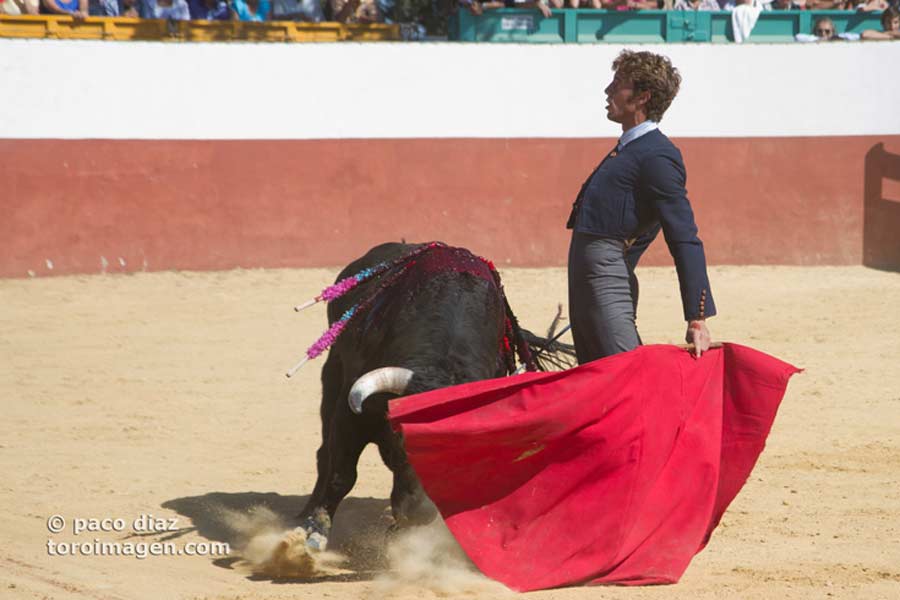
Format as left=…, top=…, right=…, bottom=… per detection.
left=2, top=136, right=898, bottom=278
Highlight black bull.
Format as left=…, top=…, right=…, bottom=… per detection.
left=297, top=242, right=571, bottom=549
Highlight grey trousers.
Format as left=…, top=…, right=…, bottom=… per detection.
left=567, top=232, right=641, bottom=364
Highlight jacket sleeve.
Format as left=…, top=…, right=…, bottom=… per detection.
left=638, top=150, right=716, bottom=321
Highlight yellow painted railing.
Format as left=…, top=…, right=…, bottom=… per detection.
left=0, top=14, right=400, bottom=41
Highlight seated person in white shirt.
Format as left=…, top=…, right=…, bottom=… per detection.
left=795, top=16, right=861, bottom=41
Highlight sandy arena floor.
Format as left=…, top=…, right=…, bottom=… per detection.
left=2, top=264, right=899, bottom=600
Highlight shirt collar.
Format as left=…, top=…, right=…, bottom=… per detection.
left=618, top=120, right=658, bottom=151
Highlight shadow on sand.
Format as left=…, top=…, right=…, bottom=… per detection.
left=162, top=491, right=391, bottom=582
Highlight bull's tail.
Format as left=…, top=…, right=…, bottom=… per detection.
left=504, top=301, right=577, bottom=373
left=520, top=327, right=578, bottom=372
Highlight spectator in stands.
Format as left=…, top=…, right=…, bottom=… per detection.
left=41, top=0, right=88, bottom=18
left=731, top=0, right=763, bottom=42
left=547, top=0, right=601, bottom=11
left=141, top=0, right=191, bottom=17
left=842, top=0, right=887, bottom=10
left=795, top=16, right=861, bottom=40
left=2, top=0, right=40, bottom=13
left=452, top=0, right=477, bottom=16
left=461, top=0, right=658, bottom=16
left=673, top=0, right=720, bottom=9
left=495, top=0, right=553, bottom=16
left=634, top=0, right=664, bottom=9
left=272, top=0, right=323, bottom=20
left=772, top=0, right=805, bottom=9
left=862, top=5, right=900, bottom=38
left=232, top=0, right=270, bottom=19
left=89, top=0, right=118, bottom=14
left=121, top=0, right=139, bottom=15
left=803, top=0, right=842, bottom=8
left=329, top=0, right=374, bottom=21
left=811, top=16, right=838, bottom=39
left=188, top=0, right=230, bottom=19
left=605, top=0, right=661, bottom=8
left=474, top=0, right=551, bottom=16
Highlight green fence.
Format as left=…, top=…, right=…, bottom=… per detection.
left=449, top=9, right=884, bottom=43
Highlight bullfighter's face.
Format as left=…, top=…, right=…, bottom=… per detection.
left=604, top=72, right=647, bottom=130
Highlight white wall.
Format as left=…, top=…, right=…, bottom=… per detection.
left=2, top=38, right=899, bottom=139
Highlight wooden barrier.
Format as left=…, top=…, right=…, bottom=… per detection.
left=0, top=14, right=400, bottom=42
left=5, top=136, right=898, bottom=277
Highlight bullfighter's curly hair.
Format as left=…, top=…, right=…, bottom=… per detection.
left=612, top=50, right=681, bottom=123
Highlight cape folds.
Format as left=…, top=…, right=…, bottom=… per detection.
left=388, top=343, right=800, bottom=591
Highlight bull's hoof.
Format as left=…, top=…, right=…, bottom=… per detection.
left=384, top=521, right=402, bottom=547
left=305, top=531, right=328, bottom=551
left=299, top=508, right=332, bottom=552
left=248, top=528, right=318, bottom=578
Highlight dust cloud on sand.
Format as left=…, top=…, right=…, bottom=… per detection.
left=208, top=499, right=503, bottom=591
left=376, top=518, right=511, bottom=597
left=220, top=505, right=347, bottom=579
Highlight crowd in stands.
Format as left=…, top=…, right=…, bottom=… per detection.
left=2, top=0, right=898, bottom=40
left=0, top=0, right=390, bottom=22
left=454, top=0, right=899, bottom=41
left=795, top=5, right=900, bottom=38
left=458, top=0, right=897, bottom=13
left=863, top=3, right=900, bottom=35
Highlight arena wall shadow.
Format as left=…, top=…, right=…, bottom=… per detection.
left=864, top=143, right=900, bottom=272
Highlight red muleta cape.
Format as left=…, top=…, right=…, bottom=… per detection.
left=388, top=343, right=800, bottom=591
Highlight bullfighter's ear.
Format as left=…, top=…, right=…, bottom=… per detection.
left=636, top=90, right=651, bottom=108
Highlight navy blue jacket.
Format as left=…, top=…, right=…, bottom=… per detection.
left=566, top=129, right=716, bottom=322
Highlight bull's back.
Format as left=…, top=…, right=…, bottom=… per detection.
left=372, top=268, right=505, bottom=383
left=329, top=243, right=507, bottom=384
left=336, top=243, right=416, bottom=282
left=327, top=242, right=419, bottom=325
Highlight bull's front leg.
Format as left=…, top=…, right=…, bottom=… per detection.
left=391, top=463, right=438, bottom=529
left=298, top=399, right=369, bottom=551
left=300, top=351, right=343, bottom=516
left=379, top=427, right=438, bottom=530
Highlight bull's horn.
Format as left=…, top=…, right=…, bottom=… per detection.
left=348, top=367, right=414, bottom=414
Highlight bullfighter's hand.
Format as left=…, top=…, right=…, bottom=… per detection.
left=685, top=320, right=711, bottom=358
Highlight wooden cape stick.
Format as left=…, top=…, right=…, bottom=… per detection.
left=516, top=334, right=722, bottom=375
left=676, top=342, right=724, bottom=351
